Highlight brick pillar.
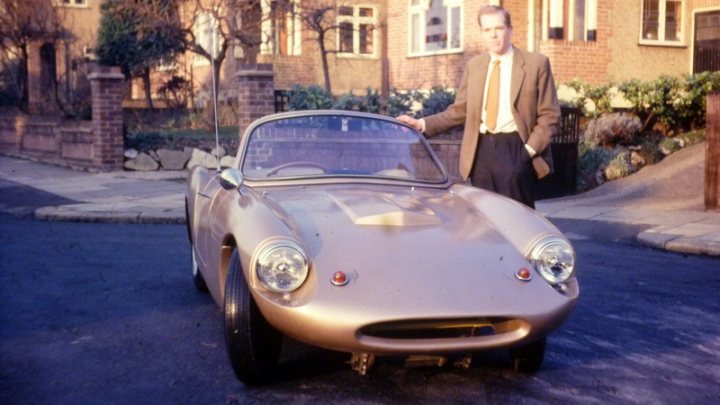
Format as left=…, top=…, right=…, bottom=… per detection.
left=236, top=64, right=275, bottom=139
left=88, top=66, right=125, bottom=171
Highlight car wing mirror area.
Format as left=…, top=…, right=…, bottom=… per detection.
left=218, top=168, right=244, bottom=190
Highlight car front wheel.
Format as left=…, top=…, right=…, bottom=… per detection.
left=509, top=337, right=546, bottom=373
left=224, top=248, right=283, bottom=385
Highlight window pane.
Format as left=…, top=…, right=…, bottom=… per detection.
left=339, top=22, right=354, bottom=53
left=360, top=24, right=373, bottom=54
left=339, top=6, right=353, bottom=16
left=450, top=6, right=460, bottom=49
left=665, top=0, right=682, bottom=41
left=425, top=0, right=447, bottom=51
left=359, top=7, right=373, bottom=18
left=575, top=0, right=586, bottom=40
left=642, top=0, right=659, bottom=40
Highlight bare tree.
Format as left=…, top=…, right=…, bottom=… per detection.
left=293, top=1, right=337, bottom=94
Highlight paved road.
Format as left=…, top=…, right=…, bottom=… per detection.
left=1, top=214, right=719, bottom=404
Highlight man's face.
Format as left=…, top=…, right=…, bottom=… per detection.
left=480, top=12, right=512, bottom=55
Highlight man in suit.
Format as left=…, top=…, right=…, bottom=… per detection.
left=397, top=5, right=560, bottom=209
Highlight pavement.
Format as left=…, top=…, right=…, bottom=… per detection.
left=1, top=142, right=719, bottom=257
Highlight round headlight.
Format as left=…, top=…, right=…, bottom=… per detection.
left=530, top=238, right=575, bottom=285
left=256, top=243, right=309, bottom=293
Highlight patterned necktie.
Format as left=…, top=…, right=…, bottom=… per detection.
left=485, top=60, right=501, bottom=132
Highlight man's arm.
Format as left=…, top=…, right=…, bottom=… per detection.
left=423, top=61, right=470, bottom=137
left=396, top=59, right=472, bottom=137
left=526, top=56, right=560, bottom=155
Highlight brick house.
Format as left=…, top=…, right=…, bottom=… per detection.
left=10, top=0, right=720, bottom=111
left=385, top=0, right=720, bottom=93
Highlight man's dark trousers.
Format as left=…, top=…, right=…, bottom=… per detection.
left=471, top=131, right=536, bottom=209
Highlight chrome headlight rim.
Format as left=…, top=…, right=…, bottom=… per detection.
left=530, top=237, right=576, bottom=285
left=254, top=240, right=309, bottom=293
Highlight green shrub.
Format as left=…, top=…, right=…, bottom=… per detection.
left=676, top=72, right=720, bottom=129
left=618, top=73, right=720, bottom=134
left=678, top=128, right=706, bottom=147
left=658, top=136, right=682, bottom=155
left=418, top=86, right=455, bottom=117
left=360, top=87, right=382, bottom=113
left=386, top=88, right=422, bottom=117
left=636, top=132, right=665, bottom=165
left=332, top=87, right=382, bottom=113
left=287, top=84, right=333, bottom=110
left=577, top=141, right=614, bottom=191
left=332, top=92, right=362, bottom=111
left=565, top=79, right=614, bottom=118
left=604, top=148, right=634, bottom=180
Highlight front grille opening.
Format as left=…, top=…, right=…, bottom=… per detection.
left=360, top=318, right=515, bottom=340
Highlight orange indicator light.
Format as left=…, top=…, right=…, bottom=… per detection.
left=331, top=271, right=349, bottom=286
left=516, top=268, right=532, bottom=281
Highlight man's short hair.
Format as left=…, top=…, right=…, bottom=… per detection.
left=477, top=5, right=512, bottom=29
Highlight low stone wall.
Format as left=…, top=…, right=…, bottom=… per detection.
left=0, top=112, right=102, bottom=170
left=0, top=66, right=125, bottom=171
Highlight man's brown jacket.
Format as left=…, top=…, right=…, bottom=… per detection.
left=423, top=47, right=561, bottom=180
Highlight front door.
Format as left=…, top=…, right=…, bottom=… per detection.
left=694, top=10, right=720, bottom=74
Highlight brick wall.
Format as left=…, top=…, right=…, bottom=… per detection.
left=0, top=66, right=125, bottom=171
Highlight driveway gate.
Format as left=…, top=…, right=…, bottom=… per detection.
left=535, top=106, right=581, bottom=200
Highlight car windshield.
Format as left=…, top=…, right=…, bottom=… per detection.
left=241, top=114, right=447, bottom=183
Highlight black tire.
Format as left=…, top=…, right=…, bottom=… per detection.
left=224, top=249, right=283, bottom=385
left=509, top=337, right=546, bottom=373
left=186, top=199, right=208, bottom=292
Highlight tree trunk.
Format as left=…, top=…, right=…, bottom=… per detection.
left=19, top=45, right=29, bottom=111
left=318, top=33, right=332, bottom=95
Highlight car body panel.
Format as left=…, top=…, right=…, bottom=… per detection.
left=187, top=110, right=578, bottom=357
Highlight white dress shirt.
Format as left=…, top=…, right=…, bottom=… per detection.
left=480, top=48, right=517, bottom=135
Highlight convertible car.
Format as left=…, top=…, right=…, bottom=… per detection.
left=186, top=110, right=578, bottom=384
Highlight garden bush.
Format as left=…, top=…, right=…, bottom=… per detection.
left=386, top=88, right=421, bottom=117
left=618, top=72, right=720, bottom=134
left=583, top=113, right=641, bottom=147
left=332, top=87, right=382, bottom=113
left=287, top=84, right=333, bottom=110
left=565, top=79, right=614, bottom=118
left=418, top=86, right=455, bottom=117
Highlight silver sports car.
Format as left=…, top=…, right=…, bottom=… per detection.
left=186, top=110, right=578, bottom=384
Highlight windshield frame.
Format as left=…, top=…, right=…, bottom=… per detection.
left=237, top=110, right=451, bottom=187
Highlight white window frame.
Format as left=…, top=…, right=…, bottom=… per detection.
left=56, top=0, right=88, bottom=8
left=260, top=0, right=302, bottom=56
left=336, top=4, right=378, bottom=58
left=193, top=11, right=219, bottom=66
left=639, top=0, right=686, bottom=46
left=407, top=0, right=464, bottom=57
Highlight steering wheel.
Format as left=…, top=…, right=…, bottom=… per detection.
left=266, top=161, right=329, bottom=177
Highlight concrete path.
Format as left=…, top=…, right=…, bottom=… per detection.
left=1, top=142, right=718, bottom=256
